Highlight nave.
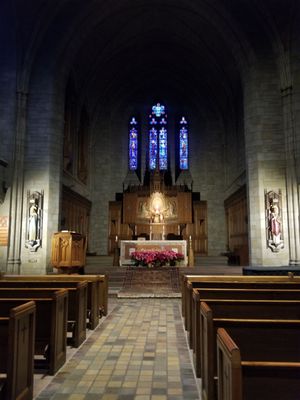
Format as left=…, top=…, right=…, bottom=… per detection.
left=34, top=298, right=201, bottom=400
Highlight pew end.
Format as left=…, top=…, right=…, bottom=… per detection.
left=0, top=301, right=36, bottom=400
left=217, top=327, right=300, bottom=400
left=217, top=328, right=242, bottom=400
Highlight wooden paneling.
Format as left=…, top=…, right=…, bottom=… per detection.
left=61, top=186, right=91, bottom=240
left=108, top=201, right=122, bottom=237
left=224, top=186, right=248, bottom=265
left=123, top=193, right=138, bottom=223
left=186, top=201, right=208, bottom=255
left=177, top=192, right=192, bottom=223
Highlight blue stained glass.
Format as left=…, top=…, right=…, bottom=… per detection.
left=149, top=103, right=168, bottom=170
left=130, top=117, right=137, bottom=125
left=179, top=117, right=188, bottom=170
left=159, top=127, right=167, bottom=170
left=129, top=126, right=138, bottom=170
left=150, top=118, right=157, bottom=125
left=149, top=127, right=158, bottom=170
left=152, top=103, right=165, bottom=117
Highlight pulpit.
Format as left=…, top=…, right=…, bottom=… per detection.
left=51, top=231, right=87, bottom=273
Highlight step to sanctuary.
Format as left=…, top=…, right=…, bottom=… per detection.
left=85, top=255, right=242, bottom=295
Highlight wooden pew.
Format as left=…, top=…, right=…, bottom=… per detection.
left=201, top=303, right=300, bottom=400
left=194, top=298, right=300, bottom=378
left=192, top=288, right=300, bottom=378
left=46, top=274, right=109, bottom=317
left=191, top=286, right=300, bottom=354
left=217, top=326, right=300, bottom=400
left=1, top=274, right=109, bottom=324
left=0, top=278, right=98, bottom=329
left=184, top=276, right=300, bottom=349
left=0, top=289, right=68, bottom=375
left=182, top=274, right=300, bottom=323
left=0, top=283, right=87, bottom=348
left=0, top=301, right=35, bottom=400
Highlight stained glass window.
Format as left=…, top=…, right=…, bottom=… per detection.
left=159, top=127, right=167, bottom=169
left=149, top=103, right=168, bottom=170
left=129, top=117, right=138, bottom=170
left=179, top=117, right=188, bottom=170
left=149, top=127, right=158, bottom=170
left=152, top=103, right=165, bottom=117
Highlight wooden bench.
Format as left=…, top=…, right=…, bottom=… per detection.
left=1, top=274, right=109, bottom=324
left=201, top=304, right=300, bottom=400
left=217, top=326, right=300, bottom=400
left=0, top=289, right=68, bottom=375
left=0, top=301, right=35, bottom=400
left=182, top=274, right=300, bottom=325
left=192, top=288, right=300, bottom=377
left=183, top=275, right=300, bottom=348
left=190, top=285, right=300, bottom=353
left=0, top=283, right=87, bottom=348
left=194, top=298, right=300, bottom=378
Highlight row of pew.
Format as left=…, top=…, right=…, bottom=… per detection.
left=0, top=274, right=108, bottom=400
left=181, top=274, right=300, bottom=400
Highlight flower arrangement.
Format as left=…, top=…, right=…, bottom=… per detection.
left=131, top=250, right=184, bottom=267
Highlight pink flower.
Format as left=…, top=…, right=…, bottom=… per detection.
left=131, top=250, right=184, bottom=267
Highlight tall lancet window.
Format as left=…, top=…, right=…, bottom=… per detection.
left=129, top=117, right=138, bottom=170
left=179, top=116, right=189, bottom=170
left=149, top=103, right=168, bottom=170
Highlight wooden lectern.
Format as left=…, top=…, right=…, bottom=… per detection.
left=51, top=231, right=87, bottom=273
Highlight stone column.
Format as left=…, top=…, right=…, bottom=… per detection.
left=282, top=86, right=300, bottom=265
left=7, top=91, right=28, bottom=273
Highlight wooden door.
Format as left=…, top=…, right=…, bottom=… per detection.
left=186, top=201, right=208, bottom=255
left=224, top=186, right=249, bottom=265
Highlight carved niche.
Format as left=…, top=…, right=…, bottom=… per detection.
left=265, top=189, right=284, bottom=252
left=25, top=190, right=43, bottom=252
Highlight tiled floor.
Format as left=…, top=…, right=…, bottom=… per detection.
left=34, top=298, right=201, bottom=400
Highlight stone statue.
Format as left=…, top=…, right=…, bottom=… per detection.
left=266, top=190, right=284, bottom=252
left=28, top=199, right=38, bottom=242
left=268, top=203, right=281, bottom=245
left=26, top=191, right=43, bottom=252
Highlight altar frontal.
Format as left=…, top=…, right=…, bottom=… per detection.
left=120, top=240, right=188, bottom=266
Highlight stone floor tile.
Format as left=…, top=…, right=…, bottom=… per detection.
left=35, top=299, right=200, bottom=400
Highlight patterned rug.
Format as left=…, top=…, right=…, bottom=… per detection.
left=117, top=266, right=181, bottom=298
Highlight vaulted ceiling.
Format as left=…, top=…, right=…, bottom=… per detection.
left=13, top=0, right=297, bottom=123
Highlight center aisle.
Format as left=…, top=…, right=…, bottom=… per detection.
left=35, top=298, right=200, bottom=400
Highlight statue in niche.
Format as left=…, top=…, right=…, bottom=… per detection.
left=28, top=199, right=38, bottom=241
left=26, top=191, right=43, bottom=252
left=266, top=190, right=284, bottom=252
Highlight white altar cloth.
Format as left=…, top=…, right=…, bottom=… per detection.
left=119, top=240, right=188, bottom=266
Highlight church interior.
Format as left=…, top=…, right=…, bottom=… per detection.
left=1, top=0, right=300, bottom=273
left=0, top=0, right=300, bottom=399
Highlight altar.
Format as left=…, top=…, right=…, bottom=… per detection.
left=119, top=240, right=188, bottom=266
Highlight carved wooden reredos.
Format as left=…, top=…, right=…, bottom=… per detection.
left=108, top=170, right=208, bottom=255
